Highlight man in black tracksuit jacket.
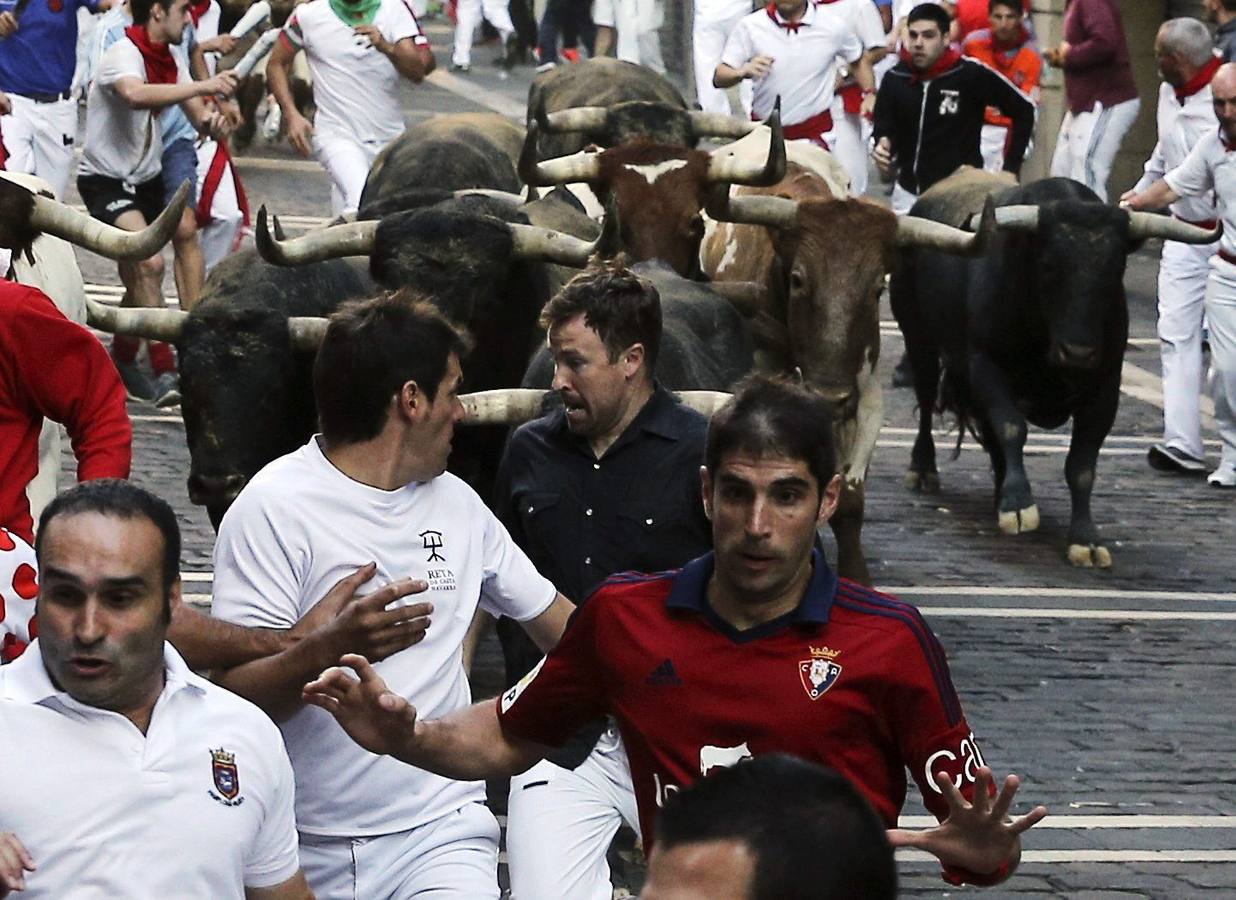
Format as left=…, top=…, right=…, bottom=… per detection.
left=872, top=2, right=1036, bottom=212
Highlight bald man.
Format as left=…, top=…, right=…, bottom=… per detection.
left=1123, top=62, right=1236, bottom=489
left=1123, top=20, right=1221, bottom=477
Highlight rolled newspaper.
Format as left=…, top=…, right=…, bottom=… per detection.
left=230, top=27, right=279, bottom=80
left=228, top=0, right=271, bottom=39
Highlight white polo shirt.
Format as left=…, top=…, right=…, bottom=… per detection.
left=0, top=528, right=37, bottom=663
left=211, top=436, right=558, bottom=837
left=1164, top=129, right=1236, bottom=262
left=281, top=0, right=427, bottom=143
left=720, top=2, right=864, bottom=125
left=1135, top=78, right=1219, bottom=226
left=0, top=643, right=300, bottom=898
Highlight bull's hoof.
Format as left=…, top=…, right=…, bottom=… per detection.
left=1068, top=543, right=1112, bottom=569
left=997, top=504, right=1039, bottom=534
left=904, top=470, right=940, bottom=493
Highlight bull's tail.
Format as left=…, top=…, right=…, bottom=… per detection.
left=935, top=363, right=981, bottom=460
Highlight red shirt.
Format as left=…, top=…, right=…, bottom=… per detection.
left=0, top=281, right=131, bottom=541
left=954, top=0, right=1031, bottom=40
left=963, top=27, right=1042, bottom=127
left=499, top=550, right=999, bottom=884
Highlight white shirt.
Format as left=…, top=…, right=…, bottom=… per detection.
left=819, top=0, right=886, bottom=50
left=694, top=0, right=753, bottom=24
left=1135, top=76, right=1219, bottom=226
left=79, top=37, right=189, bottom=184
left=0, top=528, right=36, bottom=663
left=211, top=437, right=557, bottom=836
left=0, top=643, right=300, bottom=898
left=281, top=0, right=427, bottom=142
left=1164, top=129, right=1236, bottom=260
left=720, top=3, right=864, bottom=124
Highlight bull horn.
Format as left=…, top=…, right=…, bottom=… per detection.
left=1127, top=211, right=1222, bottom=244
left=896, top=215, right=985, bottom=255
left=708, top=280, right=767, bottom=316
left=85, top=296, right=187, bottom=342
left=508, top=207, right=616, bottom=266
left=705, top=184, right=798, bottom=230
left=255, top=206, right=378, bottom=265
left=519, top=123, right=604, bottom=186
left=989, top=204, right=1039, bottom=233
left=460, top=388, right=734, bottom=426
left=705, top=100, right=785, bottom=187
left=687, top=111, right=761, bottom=140
left=452, top=189, right=527, bottom=206
left=288, top=316, right=331, bottom=350
left=539, top=106, right=612, bottom=134
left=31, top=181, right=188, bottom=261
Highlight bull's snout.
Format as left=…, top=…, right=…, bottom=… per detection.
left=1050, top=341, right=1100, bottom=370
left=187, top=472, right=247, bottom=506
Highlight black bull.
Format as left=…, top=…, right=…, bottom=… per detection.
left=891, top=175, right=1215, bottom=568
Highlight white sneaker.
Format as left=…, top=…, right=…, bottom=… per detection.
left=1207, top=464, right=1236, bottom=488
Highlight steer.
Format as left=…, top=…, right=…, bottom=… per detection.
left=700, top=134, right=985, bottom=585
left=519, top=110, right=786, bottom=277
left=892, top=170, right=1219, bottom=567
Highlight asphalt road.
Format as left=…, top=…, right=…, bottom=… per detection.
left=60, top=17, right=1236, bottom=898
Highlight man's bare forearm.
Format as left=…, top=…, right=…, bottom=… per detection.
left=216, top=632, right=339, bottom=720
left=397, top=701, right=546, bottom=779
left=169, top=603, right=292, bottom=670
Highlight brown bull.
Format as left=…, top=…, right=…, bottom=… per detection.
left=701, top=136, right=984, bottom=585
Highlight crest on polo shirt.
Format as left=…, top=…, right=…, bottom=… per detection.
left=798, top=645, right=842, bottom=700
left=208, top=748, right=245, bottom=807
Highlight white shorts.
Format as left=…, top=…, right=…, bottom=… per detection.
left=298, top=802, right=501, bottom=900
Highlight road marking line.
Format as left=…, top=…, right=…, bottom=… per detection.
left=886, top=586, right=1236, bottom=601
left=230, top=156, right=323, bottom=173
left=917, top=607, right=1236, bottom=621
left=426, top=70, right=525, bottom=120
left=897, top=849, right=1236, bottom=863
left=896, top=814, right=1236, bottom=828
left=878, top=426, right=1222, bottom=449
left=130, top=415, right=182, bottom=423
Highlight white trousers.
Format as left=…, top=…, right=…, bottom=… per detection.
left=980, top=123, right=1007, bottom=173
left=1156, top=239, right=1215, bottom=460
left=830, top=103, right=872, bottom=196
left=1050, top=97, right=1140, bottom=202
left=593, top=0, right=664, bottom=72
left=195, top=139, right=245, bottom=273
left=313, top=127, right=390, bottom=216
left=298, top=802, right=500, bottom=900
left=452, top=0, right=515, bottom=67
left=1205, top=259, right=1236, bottom=471
left=505, top=731, right=640, bottom=900
left=692, top=11, right=750, bottom=116
left=0, top=94, right=77, bottom=201
left=891, top=182, right=918, bottom=216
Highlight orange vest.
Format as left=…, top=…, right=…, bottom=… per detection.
left=963, top=29, right=1042, bottom=128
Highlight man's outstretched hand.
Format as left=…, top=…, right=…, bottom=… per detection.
left=304, top=654, right=417, bottom=759
left=887, top=767, right=1047, bottom=880
left=0, top=832, right=34, bottom=896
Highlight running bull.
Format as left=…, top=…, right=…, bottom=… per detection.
left=892, top=170, right=1218, bottom=567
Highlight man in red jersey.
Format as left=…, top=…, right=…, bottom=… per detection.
left=303, top=374, right=1048, bottom=888
left=963, top=0, right=1042, bottom=172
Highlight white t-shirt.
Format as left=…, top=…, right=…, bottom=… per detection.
left=79, top=37, right=190, bottom=184
left=211, top=437, right=557, bottom=836
left=0, top=643, right=300, bottom=898
left=721, top=3, right=864, bottom=124
left=281, top=0, right=427, bottom=142
left=1135, top=79, right=1219, bottom=226
left=1164, top=129, right=1236, bottom=260
left=819, top=0, right=886, bottom=49
left=0, top=528, right=37, bottom=664
left=694, top=0, right=752, bottom=24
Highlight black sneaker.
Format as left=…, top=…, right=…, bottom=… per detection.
left=1147, top=443, right=1207, bottom=475
left=114, top=358, right=155, bottom=402
left=153, top=372, right=181, bottom=408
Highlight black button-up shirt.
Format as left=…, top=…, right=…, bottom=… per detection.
left=493, top=384, right=712, bottom=768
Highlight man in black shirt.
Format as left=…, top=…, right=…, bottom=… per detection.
left=1207, top=0, right=1236, bottom=63
left=493, top=260, right=712, bottom=900
left=872, top=2, right=1035, bottom=214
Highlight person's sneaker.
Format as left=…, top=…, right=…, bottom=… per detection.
left=535, top=60, right=558, bottom=72
left=114, top=358, right=155, bottom=402
left=1147, top=443, right=1208, bottom=475
left=561, top=47, right=581, bottom=63
left=1208, top=464, right=1236, bottom=488
left=153, top=372, right=181, bottom=408
left=450, top=62, right=471, bottom=73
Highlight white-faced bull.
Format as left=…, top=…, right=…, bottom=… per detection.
left=700, top=140, right=986, bottom=585
left=892, top=171, right=1219, bottom=568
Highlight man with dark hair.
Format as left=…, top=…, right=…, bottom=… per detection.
left=962, top=0, right=1042, bottom=173
left=494, top=262, right=711, bottom=899
left=643, top=754, right=897, bottom=900
left=872, top=1, right=1034, bottom=213
left=210, top=290, right=574, bottom=899
left=0, top=480, right=312, bottom=898
left=1207, top=0, right=1236, bottom=64
left=305, top=373, right=1048, bottom=889
left=77, top=0, right=236, bottom=402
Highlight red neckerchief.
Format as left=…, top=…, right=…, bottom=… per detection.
left=124, top=24, right=179, bottom=85
left=900, top=45, right=963, bottom=83
left=1177, top=56, right=1222, bottom=104
left=992, top=24, right=1030, bottom=54
left=765, top=2, right=809, bottom=34
left=188, top=0, right=211, bottom=27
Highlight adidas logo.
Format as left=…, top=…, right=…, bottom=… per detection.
left=645, top=659, right=682, bottom=686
